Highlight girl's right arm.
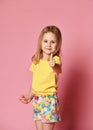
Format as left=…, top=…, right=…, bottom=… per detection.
left=28, top=85, right=35, bottom=100
left=20, top=85, right=34, bottom=104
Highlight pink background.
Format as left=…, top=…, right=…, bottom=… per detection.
left=0, top=0, right=93, bottom=130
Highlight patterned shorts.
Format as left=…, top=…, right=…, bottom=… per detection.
left=32, top=94, right=61, bottom=123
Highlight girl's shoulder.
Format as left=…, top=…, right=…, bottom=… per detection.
left=29, top=62, right=37, bottom=72
left=53, top=56, right=62, bottom=65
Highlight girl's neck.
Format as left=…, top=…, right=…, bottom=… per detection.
left=42, top=52, right=50, bottom=60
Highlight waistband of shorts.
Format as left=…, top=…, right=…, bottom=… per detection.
left=33, top=93, right=57, bottom=100
left=34, top=93, right=57, bottom=96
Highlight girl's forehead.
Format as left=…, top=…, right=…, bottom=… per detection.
left=42, top=32, right=56, bottom=39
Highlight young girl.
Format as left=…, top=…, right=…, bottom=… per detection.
left=20, top=25, right=62, bottom=130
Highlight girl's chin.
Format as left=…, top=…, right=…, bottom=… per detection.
left=43, top=50, right=55, bottom=55
left=43, top=51, right=51, bottom=55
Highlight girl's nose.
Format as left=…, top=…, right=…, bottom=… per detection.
left=47, top=42, right=51, bottom=46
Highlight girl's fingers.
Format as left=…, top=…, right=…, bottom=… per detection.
left=50, top=55, right=55, bottom=67
left=20, top=98, right=28, bottom=104
left=20, top=95, right=28, bottom=99
left=20, top=95, right=31, bottom=104
left=50, top=53, right=53, bottom=61
left=49, top=53, right=55, bottom=67
left=20, top=95, right=25, bottom=98
left=19, top=95, right=25, bottom=101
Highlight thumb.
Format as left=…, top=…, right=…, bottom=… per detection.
left=50, top=53, right=53, bottom=61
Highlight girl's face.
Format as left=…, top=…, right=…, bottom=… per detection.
left=41, top=32, right=57, bottom=56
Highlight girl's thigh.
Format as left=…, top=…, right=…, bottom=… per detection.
left=42, top=123, right=55, bottom=130
left=35, top=120, right=43, bottom=130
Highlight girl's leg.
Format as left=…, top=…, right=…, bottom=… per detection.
left=42, top=123, right=55, bottom=130
left=35, top=120, right=43, bottom=130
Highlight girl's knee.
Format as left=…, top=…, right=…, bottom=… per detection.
left=42, top=123, right=55, bottom=130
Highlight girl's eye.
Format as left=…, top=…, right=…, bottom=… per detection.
left=51, top=41, right=55, bottom=43
left=44, top=40, right=48, bottom=43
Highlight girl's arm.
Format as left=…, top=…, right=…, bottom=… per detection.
left=49, top=54, right=62, bottom=74
left=53, top=64, right=62, bottom=74
left=20, top=85, right=34, bottom=104
left=28, top=85, right=35, bottom=100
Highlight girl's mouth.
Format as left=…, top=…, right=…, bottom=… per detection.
left=45, top=47, right=52, bottom=50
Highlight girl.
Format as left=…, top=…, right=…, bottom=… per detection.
left=20, top=25, right=62, bottom=130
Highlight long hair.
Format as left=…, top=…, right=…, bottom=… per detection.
left=32, top=25, right=62, bottom=64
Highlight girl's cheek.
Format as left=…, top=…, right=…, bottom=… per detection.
left=52, top=46, right=56, bottom=50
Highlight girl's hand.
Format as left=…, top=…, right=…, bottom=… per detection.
left=19, top=95, right=32, bottom=104
left=49, top=53, right=55, bottom=67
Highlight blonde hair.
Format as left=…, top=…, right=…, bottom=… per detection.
left=32, top=25, right=62, bottom=64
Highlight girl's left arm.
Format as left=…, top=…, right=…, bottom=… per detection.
left=53, top=63, right=62, bottom=74
left=49, top=54, right=62, bottom=74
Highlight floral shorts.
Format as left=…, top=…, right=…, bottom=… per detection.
left=32, top=94, right=61, bottom=123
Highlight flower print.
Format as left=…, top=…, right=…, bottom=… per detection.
left=44, top=107, right=47, bottom=112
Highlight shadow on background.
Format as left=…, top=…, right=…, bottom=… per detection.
left=55, top=61, right=88, bottom=130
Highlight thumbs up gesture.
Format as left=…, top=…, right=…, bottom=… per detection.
left=49, top=53, right=55, bottom=67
